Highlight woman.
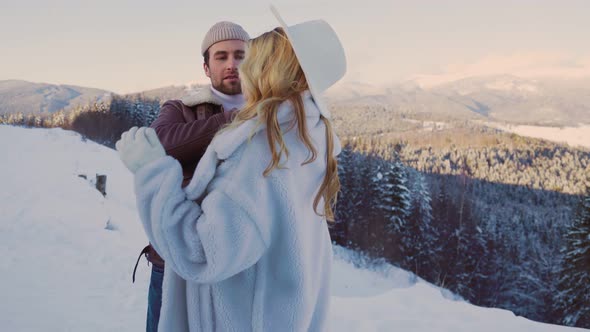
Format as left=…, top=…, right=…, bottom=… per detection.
left=116, top=8, right=346, bottom=332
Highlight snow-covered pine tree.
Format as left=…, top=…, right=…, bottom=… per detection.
left=555, top=189, right=590, bottom=328
left=108, top=94, right=128, bottom=122
left=354, top=152, right=381, bottom=253
left=332, top=143, right=354, bottom=245
left=447, top=194, right=482, bottom=299
left=145, top=97, right=161, bottom=127
left=450, top=174, right=487, bottom=302
left=368, top=158, right=388, bottom=257
left=342, top=146, right=374, bottom=251
left=130, top=95, right=147, bottom=126
left=378, top=157, right=411, bottom=263
left=429, top=176, right=452, bottom=285
left=404, top=170, right=440, bottom=279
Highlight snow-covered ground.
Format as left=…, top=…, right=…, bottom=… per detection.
left=0, top=125, right=585, bottom=332
left=480, top=121, right=590, bottom=149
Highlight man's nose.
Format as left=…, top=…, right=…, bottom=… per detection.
left=227, top=57, right=239, bottom=70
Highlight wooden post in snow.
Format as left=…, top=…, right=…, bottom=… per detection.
left=96, top=174, right=107, bottom=197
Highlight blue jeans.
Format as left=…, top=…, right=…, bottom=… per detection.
left=146, top=264, right=164, bottom=332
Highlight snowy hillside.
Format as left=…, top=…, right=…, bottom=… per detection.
left=0, top=125, right=585, bottom=332
left=0, top=80, right=111, bottom=115
left=479, top=121, right=590, bottom=149
left=325, top=75, right=590, bottom=126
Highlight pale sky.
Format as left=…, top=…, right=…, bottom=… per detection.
left=1, top=0, right=589, bottom=94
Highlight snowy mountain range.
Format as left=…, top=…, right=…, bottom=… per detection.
left=3, top=75, right=590, bottom=126
left=327, top=75, right=590, bottom=126
left=0, top=80, right=111, bottom=115
left=0, top=124, right=586, bottom=331
left=0, top=80, right=209, bottom=116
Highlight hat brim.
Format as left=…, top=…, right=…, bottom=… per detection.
left=270, top=5, right=332, bottom=119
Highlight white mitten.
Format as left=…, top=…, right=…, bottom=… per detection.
left=115, top=127, right=166, bottom=174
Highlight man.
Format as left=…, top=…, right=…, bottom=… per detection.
left=130, top=21, right=250, bottom=332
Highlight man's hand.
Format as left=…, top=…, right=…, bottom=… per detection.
left=115, top=127, right=166, bottom=174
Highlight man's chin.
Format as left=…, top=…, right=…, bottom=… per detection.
left=218, top=82, right=242, bottom=95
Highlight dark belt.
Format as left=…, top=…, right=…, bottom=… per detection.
left=132, top=244, right=165, bottom=283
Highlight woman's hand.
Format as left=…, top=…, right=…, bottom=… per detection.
left=116, top=127, right=166, bottom=174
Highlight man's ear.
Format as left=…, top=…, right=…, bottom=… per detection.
left=203, top=63, right=211, bottom=78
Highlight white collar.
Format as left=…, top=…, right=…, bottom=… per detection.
left=209, top=86, right=245, bottom=111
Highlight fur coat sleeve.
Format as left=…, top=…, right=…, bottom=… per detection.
left=133, top=153, right=269, bottom=283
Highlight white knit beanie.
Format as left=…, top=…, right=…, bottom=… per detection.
left=201, top=21, right=250, bottom=55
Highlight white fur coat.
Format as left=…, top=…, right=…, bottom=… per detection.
left=134, top=90, right=341, bottom=331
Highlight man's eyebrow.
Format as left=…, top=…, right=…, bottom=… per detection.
left=234, top=50, right=245, bottom=55
left=213, top=51, right=228, bottom=57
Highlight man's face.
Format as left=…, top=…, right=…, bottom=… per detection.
left=204, top=39, right=246, bottom=95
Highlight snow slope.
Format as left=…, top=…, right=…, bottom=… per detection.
left=481, top=121, right=590, bottom=149
left=0, top=125, right=585, bottom=331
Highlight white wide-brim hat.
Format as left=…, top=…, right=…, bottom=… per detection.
left=270, top=5, right=347, bottom=119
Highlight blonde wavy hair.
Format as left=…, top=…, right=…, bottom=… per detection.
left=216, top=27, right=340, bottom=222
